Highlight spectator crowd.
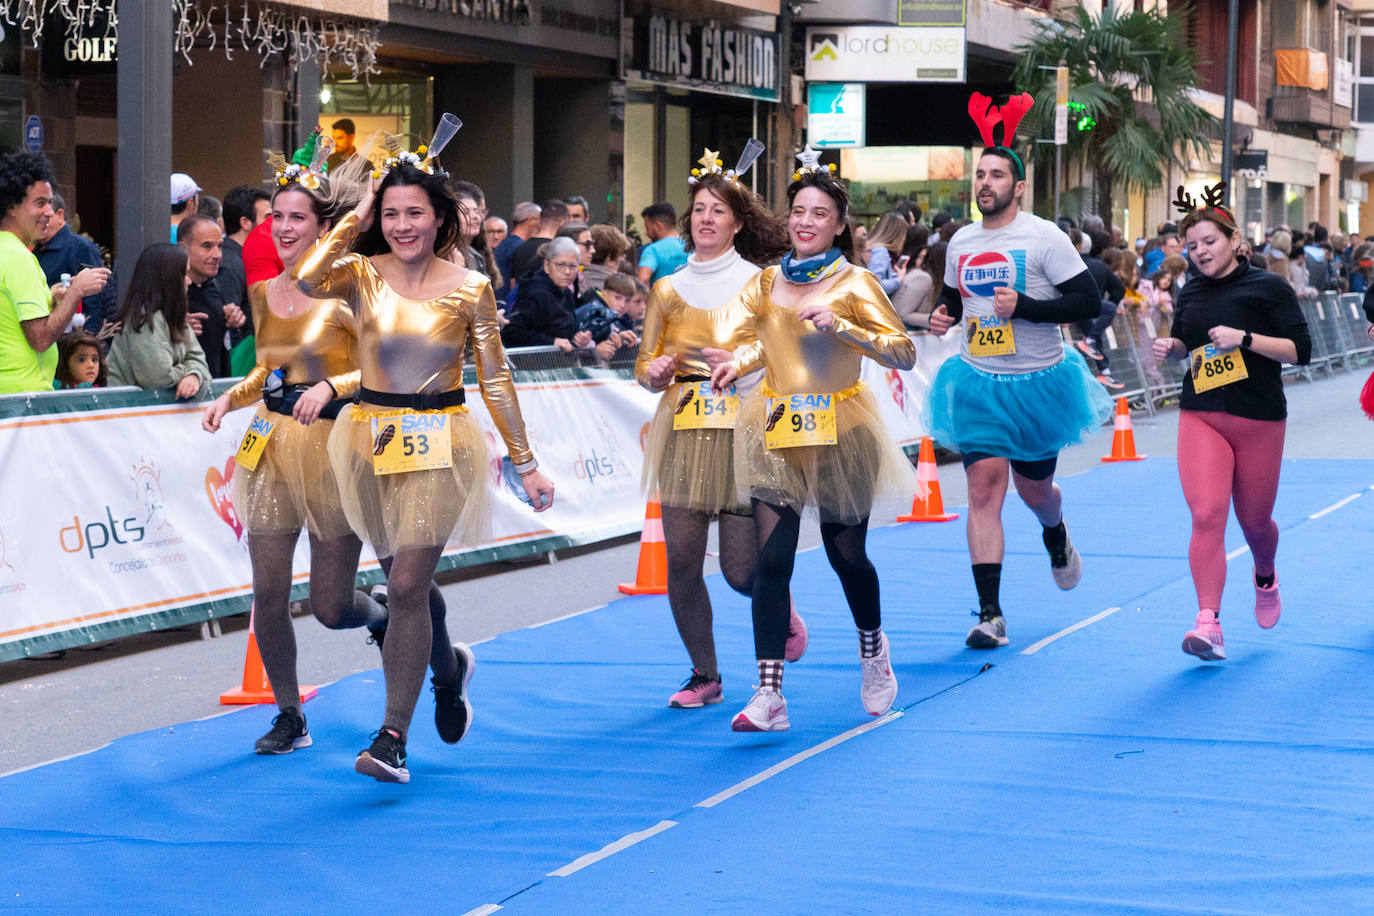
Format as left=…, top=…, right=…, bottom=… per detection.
left=2, top=139, right=1372, bottom=399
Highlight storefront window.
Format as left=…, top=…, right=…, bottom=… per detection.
left=319, top=69, right=434, bottom=158
left=839, top=146, right=973, bottom=222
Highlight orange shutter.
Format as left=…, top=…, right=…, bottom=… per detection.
left=1276, top=49, right=1329, bottom=91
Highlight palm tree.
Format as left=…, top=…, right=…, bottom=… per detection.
left=1012, top=3, right=1217, bottom=228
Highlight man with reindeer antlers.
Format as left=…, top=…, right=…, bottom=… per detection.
left=928, top=93, right=1113, bottom=650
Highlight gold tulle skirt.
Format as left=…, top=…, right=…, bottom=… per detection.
left=232, top=406, right=352, bottom=539
left=642, top=383, right=749, bottom=515
left=326, top=403, right=492, bottom=557
left=735, top=383, right=917, bottom=525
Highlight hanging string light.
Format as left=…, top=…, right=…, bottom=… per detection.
left=0, top=0, right=381, bottom=80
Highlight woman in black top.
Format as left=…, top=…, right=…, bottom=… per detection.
left=1151, top=199, right=1310, bottom=661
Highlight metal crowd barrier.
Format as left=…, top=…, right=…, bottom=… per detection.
left=1065, top=292, right=1373, bottom=415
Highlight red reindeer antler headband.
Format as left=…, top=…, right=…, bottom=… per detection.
left=969, top=92, right=1033, bottom=179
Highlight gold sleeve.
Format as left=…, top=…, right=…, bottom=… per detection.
left=725, top=272, right=766, bottom=378
left=224, top=285, right=270, bottom=410
left=634, top=281, right=672, bottom=391
left=829, top=271, right=917, bottom=371
left=296, top=212, right=362, bottom=300
left=471, top=279, right=535, bottom=468
left=324, top=302, right=361, bottom=398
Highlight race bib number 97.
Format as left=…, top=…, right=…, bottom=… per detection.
left=371, top=414, right=452, bottom=476
left=764, top=393, right=837, bottom=449
left=1190, top=343, right=1248, bottom=393
left=234, top=414, right=275, bottom=472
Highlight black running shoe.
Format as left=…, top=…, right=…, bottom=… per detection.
left=254, top=708, right=311, bottom=755
left=365, top=585, right=388, bottom=653
left=355, top=727, right=408, bottom=783
left=433, top=642, right=476, bottom=744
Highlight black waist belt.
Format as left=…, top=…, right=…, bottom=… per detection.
left=265, top=383, right=348, bottom=420
left=674, top=374, right=710, bottom=383
left=357, top=386, right=466, bottom=410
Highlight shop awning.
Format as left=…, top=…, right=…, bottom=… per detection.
left=678, top=0, right=781, bottom=15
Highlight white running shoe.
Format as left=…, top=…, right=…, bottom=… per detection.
left=1050, top=528, right=1082, bottom=590
left=730, top=687, right=789, bottom=732
left=860, top=633, right=898, bottom=716
left=966, top=614, right=1009, bottom=649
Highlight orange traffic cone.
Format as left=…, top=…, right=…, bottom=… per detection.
left=1101, top=397, right=1145, bottom=462
left=220, top=603, right=318, bottom=705
left=898, top=437, right=959, bottom=522
left=618, top=496, right=668, bottom=595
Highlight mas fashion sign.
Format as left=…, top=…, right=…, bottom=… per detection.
left=805, top=25, right=965, bottom=83
left=622, top=3, right=779, bottom=102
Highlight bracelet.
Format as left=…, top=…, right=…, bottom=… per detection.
left=1241, top=332, right=1253, bottom=349
left=513, top=458, right=539, bottom=476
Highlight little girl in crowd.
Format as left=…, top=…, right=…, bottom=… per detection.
left=52, top=331, right=106, bottom=389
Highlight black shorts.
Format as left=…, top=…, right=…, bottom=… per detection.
left=960, top=451, right=1058, bottom=481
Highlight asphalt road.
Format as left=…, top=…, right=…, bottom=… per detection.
left=2, top=367, right=1366, bottom=775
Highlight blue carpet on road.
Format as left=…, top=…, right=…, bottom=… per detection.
left=3, top=459, right=1373, bottom=914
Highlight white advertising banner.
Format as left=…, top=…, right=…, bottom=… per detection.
left=0, top=344, right=959, bottom=658
left=804, top=26, right=966, bottom=83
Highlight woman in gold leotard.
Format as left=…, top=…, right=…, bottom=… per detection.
left=712, top=154, right=917, bottom=732
left=635, top=149, right=795, bottom=710
left=201, top=147, right=392, bottom=757
left=300, top=153, right=554, bottom=785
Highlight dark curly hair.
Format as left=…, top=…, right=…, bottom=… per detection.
left=0, top=150, right=55, bottom=218
left=678, top=174, right=789, bottom=266
left=55, top=331, right=107, bottom=388
left=354, top=164, right=461, bottom=259
left=785, top=170, right=859, bottom=265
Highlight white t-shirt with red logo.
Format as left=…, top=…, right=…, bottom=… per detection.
left=945, top=210, right=1086, bottom=373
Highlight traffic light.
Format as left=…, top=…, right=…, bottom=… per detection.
left=1067, top=101, right=1095, bottom=132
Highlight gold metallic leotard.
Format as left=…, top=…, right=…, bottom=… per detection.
left=635, top=284, right=756, bottom=389
left=224, top=282, right=360, bottom=410
left=297, top=213, right=533, bottom=467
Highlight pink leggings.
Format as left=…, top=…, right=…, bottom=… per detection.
left=1177, top=410, right=1285, bottom=611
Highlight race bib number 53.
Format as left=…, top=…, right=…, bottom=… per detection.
left=764, top=393, right=837, bottom=449
left=1190, top=343, right=1248, bottom=393
left=966, top=314, right=1016, bottom=357
left=371, top=414, right=452, bottom=476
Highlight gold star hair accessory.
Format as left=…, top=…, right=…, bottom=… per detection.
left=792, top=145, right=835, bottom=181
left=687, top=139, right=767, bottom=186
left=273, top=131, right=334, bottom=189
left=381, top=112, right=463, bottom=177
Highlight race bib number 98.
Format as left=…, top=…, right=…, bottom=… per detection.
left=1190, top=343, right=1248, bottom=393
left=371, top=414, right=452, bottom=476
left=966, top=315, right=1016, bottom=357
left=764, top=393, right=837, bottom=449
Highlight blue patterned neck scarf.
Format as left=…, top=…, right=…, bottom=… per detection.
left=779, top=247, right=847, bottom=284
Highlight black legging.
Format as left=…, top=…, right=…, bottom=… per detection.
left=661, top=505, right=757, bottom=679
left=750, top=499, right=880, bottom=659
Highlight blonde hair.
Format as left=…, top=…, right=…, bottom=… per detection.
left=867, top=212, right=908, bottom=258
left=1269, top=230, right=1292, bottom=257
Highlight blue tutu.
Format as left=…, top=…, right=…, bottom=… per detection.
left=926, top=346, right=1113, bottom=462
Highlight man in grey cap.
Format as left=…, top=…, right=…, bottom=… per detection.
left=170, top=173, right=200, bottom=243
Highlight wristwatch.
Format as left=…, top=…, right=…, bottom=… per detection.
left=1241, top=331, right=1253, bottom=349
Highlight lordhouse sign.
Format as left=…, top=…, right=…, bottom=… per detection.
left=804, top=25, right=965, bottom=83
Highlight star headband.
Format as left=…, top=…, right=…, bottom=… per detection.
left=274, top=130, right=333, bottom=190
left=373, top=112, right=463, bottom=179
left=792, top=145, right=836, bottom=182
left=1173, top=182, right=1234, bottom=222
left=688, top=138, right=766, bottom=185
left=968, top=92, right=1033, bottom=180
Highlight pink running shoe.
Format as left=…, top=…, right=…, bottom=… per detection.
left=669, top=669, right=722, bottom=708
left=785, top=600, right=808, bottom=663
left=1182, top=610, right=1226, bottom=661
left=1254, top=578, right=1281, bottom=630
left=731, top=687, right=789, bottom=732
